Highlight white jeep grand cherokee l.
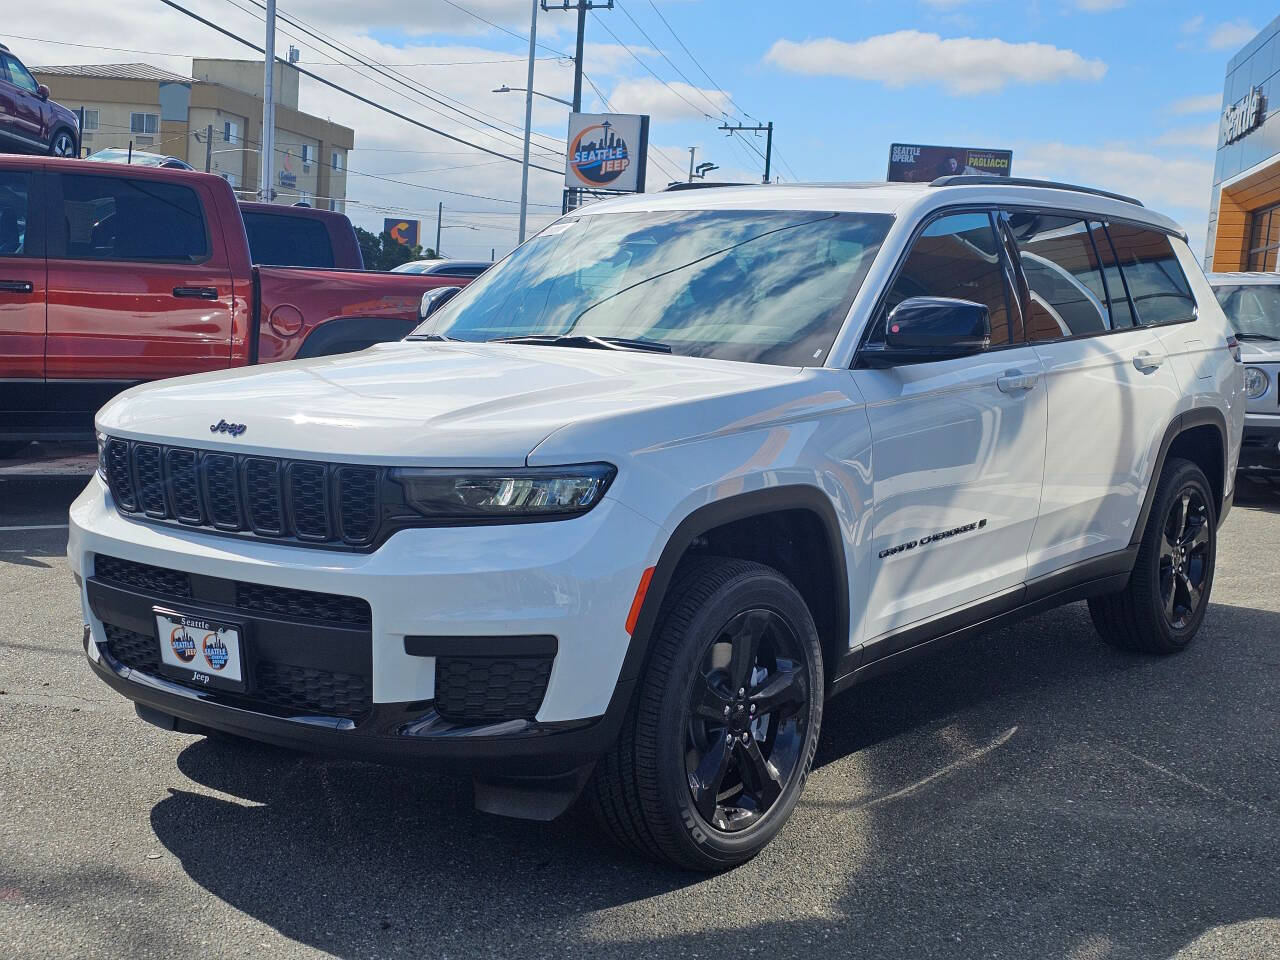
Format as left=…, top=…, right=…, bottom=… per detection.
left=70, top=177, right=1244, bottom=871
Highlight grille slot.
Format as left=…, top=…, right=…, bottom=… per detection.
left=235, top=581, right=371, bottom=628
left=103, top=622, right=162, bottom=674
left=101, top=439, right=385, bottom=549
left=94, top=554, right=193, bottom=598
left=434, top=656, right=552, bottom=723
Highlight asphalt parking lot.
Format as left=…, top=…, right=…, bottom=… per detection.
left=2, top=452, right=1278, bottom=960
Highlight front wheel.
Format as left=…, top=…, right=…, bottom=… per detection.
left=589, top=557, right=824, bottom=871
left=1089, top=457, right=1217, bottom=653
left=48, top=129, right=77, bottom=158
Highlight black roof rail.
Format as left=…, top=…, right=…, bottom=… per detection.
left=929, top=175, right=1143, bottom=207
left=663, top=181, right=751, bottom=191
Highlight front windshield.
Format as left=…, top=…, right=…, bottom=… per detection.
left=413, top=208, right=893, bottom=366
left=1215, top=283, right=1280, bottom=340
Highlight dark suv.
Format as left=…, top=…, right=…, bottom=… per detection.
left=0, top=44, right=79, bottom=158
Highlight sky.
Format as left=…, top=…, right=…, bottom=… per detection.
left=8, top=0, right=1275, bottom=259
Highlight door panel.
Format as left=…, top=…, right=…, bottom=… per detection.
left=854, top=348, right=1047, bottom=642
left=0, top=55, right=45, bottom=145
left=0, top=169, right=45, bottom=379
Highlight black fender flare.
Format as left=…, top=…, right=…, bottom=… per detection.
left=617, top=485, right=851, bottom=689
left=1130, top=406, right=1230, bottom=546
left=293, top=315, right=417, bottom=359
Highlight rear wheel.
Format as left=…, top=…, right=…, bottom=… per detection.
left=48, top=129, right=77, bottom=158
left=1089, top=457, right=1217, bottom=653
left=589, top=558, right=823, bottom=871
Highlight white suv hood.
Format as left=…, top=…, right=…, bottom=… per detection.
left=96, top=341, right=801, bottom=465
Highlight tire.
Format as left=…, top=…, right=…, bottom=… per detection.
left=47, top=128, right=77, bottom=158
left=0, top=441, right=29, bottom=460
left=588, top=557, right=824, bottom=871
left=1089, top=457, right=1217, bottom=654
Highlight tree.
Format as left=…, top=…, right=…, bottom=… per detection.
left=355, top=226, right=436, bottom=271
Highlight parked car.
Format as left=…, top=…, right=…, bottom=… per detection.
left=392, top=258, right=491, bottom=278
left=0, top=43, right=79, bottom=157
left=0, top=156, right=472, bottom=457
left=239, top=201, right=363, bottom=270
left=71, top=179, right=1242, bottom=870
left=85, top=148, right=194, bottom=170
left=1208, top=272, right=1280, bottom=472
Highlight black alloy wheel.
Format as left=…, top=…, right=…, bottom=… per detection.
left=684, top=609, right=810, bottom=833
left=49, top=130, right=77, bottom=158
left=1158, top=487, right=1211, bottom=629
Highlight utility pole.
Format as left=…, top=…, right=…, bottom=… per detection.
left=687, top=146, right=696, bottom=183
left=718, top=121, right=774, bottom=184
left=542, top=0, right=613, bottom=213
left=259, top=0, right=277, bottom=202
left=435, top=202, right=443, bottom=258
left=204, top=123, right=213, bottom=173
left=518, top=0, right=538, bottom=244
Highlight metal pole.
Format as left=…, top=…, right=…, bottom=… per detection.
left=572, top=0, right=587, bottom=111
left=205, top=123, right=213, bottom=172
left=259, top=0, right=277, bottom=202
left=518, top=0, right=538, bottom=244
left=436, top=201, right=443, bottom=257
left=763, top=122, right=773, bottom=184
left=688, top=146, right=696, bottom=182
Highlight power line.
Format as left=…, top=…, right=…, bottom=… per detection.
left=613, top=0, right=731, bottom=122
left=157, top=0, right=565, bottom=176
left=641, top=0, right=758, bottom=125
left=436, top=0, right=574, bottom=60
left=590, top=12, right=715, bottom=121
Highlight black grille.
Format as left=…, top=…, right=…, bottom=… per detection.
left=94, top=555, right=192, bottom=598
left=101, top=622, right=370, bottom=719
left=92, top=555, right=371, bottom=629
left=434, top=656, right=552, bottom=723
left=102, top=438, right=383, bottom=548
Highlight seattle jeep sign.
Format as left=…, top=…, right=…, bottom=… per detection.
left=1222, top=87, right=1265, bottom=144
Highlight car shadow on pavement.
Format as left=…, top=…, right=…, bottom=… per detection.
left=1235, top=474, right=1280, bottom=512
left=149, top=598, right=1280, bottom=960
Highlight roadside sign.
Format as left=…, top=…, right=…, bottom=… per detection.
left=566, top=113, right=650, bottom=194
left=887, top=143, right=1013, bottom=182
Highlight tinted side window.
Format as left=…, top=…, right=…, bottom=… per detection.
left=59, top=174, right=208, bottom=262
left=242, top=212, right=335, bottom=267
left=1006, top=213, right=1108, bottom=341
left=0, top=172, right=32, bottom=257
left=2, top=55, right=38, bottom=95
left=881, top=211, right=1014, bottom=346
left=1104, top=223, right=1196, bottom=326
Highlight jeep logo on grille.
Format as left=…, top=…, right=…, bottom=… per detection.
left=210, top=419, right=247, bottom=437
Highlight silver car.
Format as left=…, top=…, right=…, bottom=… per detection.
left=1209, top=272, right=1280, bottom=472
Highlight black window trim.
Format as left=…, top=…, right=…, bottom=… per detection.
left=852, top=203, right=1027, bottom=368
left=0, top=167, right=46, bottom=260
left=45, top=170, right=215, bottom=267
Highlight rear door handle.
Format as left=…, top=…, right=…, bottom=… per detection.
left=173, top=286, right=219, bottom=300
left=997, top=370, right=1038, bottom=394
left=1132, top=351, right=1164, bottom=372
left=0, top=280, right=33, bottom=294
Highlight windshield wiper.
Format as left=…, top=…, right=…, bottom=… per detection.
left=488, top=334, right=672, bottom=353
left=405, top=333, right=460, bottom=342
left=1236, top=332, right=1280, bottom=342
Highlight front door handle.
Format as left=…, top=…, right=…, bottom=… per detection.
left=997, top=370, right=1038, bottom=394
left=1132, top=351, right=1164, bottom=373
left=173, top=286, right=219, bottom=300
left=0, top=280, right=33, bottom=294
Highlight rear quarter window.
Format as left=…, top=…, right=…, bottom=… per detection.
left=1104, top=223, right=1196, bottom=327
left=242, top=213, right=336, bottom=268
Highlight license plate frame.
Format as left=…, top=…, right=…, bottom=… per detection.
left=153, top=607, right=248, bottom=694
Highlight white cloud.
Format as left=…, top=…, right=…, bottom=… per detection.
left=1168, top=93, right=1222, bottom=115
left=1181, top=15, right=1205, bottom=35
left=607, top=76, right=730, bottom=122
left=1208, top=20, right=1258, bottom=52
left=1073, top=0, right=1126, bottom=11
left=1153, top=123, right=1220, bottom=148
left=764, top=31, right=1106, bottom=95
left=921, top=0, right=975, bottom=9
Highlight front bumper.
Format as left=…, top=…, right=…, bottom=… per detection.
left=70, top=474, right=661, bottom=775
left=1240, top=416, right=1280, bottom=471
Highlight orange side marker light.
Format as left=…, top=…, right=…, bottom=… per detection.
left=625, top=566, right=656, bottom=636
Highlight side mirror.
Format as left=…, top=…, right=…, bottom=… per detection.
left=868, top=296, right=991, bottom=365
left=36, top=84, right=50, bottom=101
left=419, top=285, right=461, bottom=321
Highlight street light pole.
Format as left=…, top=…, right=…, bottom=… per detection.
left=518, top=0, right=538, bottom=244
left=259, top=0, right=277, bottom=201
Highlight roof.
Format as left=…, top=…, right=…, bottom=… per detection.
left=1206, top=272, right=1280, bottom=285
left=31, top=62, right=192, bottom=83
left=575, top=181, right=1184, bottom=235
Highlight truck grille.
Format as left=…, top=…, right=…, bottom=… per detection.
left=102, top=438, right=380, bottom=547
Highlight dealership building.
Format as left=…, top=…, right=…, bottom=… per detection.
left=1206, top=16, right=1280, bottom=271
left=32, top=60, right=353, bottom=211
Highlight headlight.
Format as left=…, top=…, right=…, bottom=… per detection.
left=392, top=463, right=615, bottom=520
left=96, top=432, right=108, bottom=480
left=1245, top=366, right=1269, bottom=400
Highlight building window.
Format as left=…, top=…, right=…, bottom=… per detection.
left=331, top=150, right=343, bottom=172
left=223, top=120, right=238, bottom=144
left=80, top=109, right=99, bottom=132
left=301, top=144, right=312, bottom=170
left=1246, top=203, right=1280, bottom=271
left=130, top=112, right=159, bottom=135
left=220, top=171, right=239, bottom=189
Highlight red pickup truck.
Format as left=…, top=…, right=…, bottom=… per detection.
left=0, top=157, right=469, bottom=454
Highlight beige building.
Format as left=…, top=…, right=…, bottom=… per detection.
left=32, top=60, right=352, bottom=212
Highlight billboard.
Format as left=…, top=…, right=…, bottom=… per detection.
left=887, top=143, right=1013, bottom=183
left=565, top=113, right=650, bottom=193
left=383, top=218, right=420, bottom=247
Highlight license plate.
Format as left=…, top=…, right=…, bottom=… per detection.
left=154, top=608, right=246, bottom=693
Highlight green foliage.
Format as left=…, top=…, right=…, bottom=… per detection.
left=355, top=226, right=436, bottom=271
